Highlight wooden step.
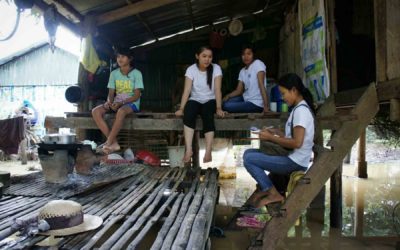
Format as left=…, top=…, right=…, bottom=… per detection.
left=258, top=83, right=379, bottom=250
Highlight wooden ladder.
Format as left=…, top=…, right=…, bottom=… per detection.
left=249, top=83, right=379, bottom=250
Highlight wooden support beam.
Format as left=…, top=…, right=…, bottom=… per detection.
left=334, top=78, right=400, bottom=106
left=374, top=0, right=387, bottom=82
left=96, top=0, right=180, bottom=26
left=330, top=128, right=342, bottom=229
left=326, top=0, right=338, bottom=94
left=390, top=99, right=400, bottom=121
left=377, top=77, right=400, bottom=101
left=45, top=0, right=84, bottom=23
left=354, top=181, right=365, bottom=237
left=136, top=13, right=158, bottom=41
left=355, top=129, right=368, bottom=178
left=45, top=113, right=351, bottom=132
left=33, top=0, right=80, bottom=35
left=184, top=0, right=195, bottom=31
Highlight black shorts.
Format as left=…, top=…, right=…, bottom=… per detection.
left=183, top=99, right=216, bottom=133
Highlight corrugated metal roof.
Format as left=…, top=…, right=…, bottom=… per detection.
left=55, top=0, right=291, bottom=48
left=0, top=44, right=79, bottom=86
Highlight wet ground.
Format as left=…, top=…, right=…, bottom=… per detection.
left=0, top=141, right=399, bottom=249
left=212, top=141, right=400, bottom=249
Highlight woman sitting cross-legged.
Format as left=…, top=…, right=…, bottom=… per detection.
left=243, top=73, right=315, bottom=207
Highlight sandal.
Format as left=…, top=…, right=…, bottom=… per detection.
left=239, top=206, right=268, bottom=216
left=236, top=216, right=266, bottom=229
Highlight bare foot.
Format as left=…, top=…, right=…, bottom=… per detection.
left=245, top=190, right=269, bottom=206
left=183, top=150, right=193, bottom=163
left=203, top=151, right=212, bottom=163
left=255, top=191, right=284, bottom=208
left=103, top=141, right=120, bottom=154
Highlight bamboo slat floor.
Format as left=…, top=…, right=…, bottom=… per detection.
left=0, top=166, right=219, bottom=250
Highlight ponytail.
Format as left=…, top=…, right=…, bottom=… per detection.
left=278, top=73, right=315, bottom=115
left=300, top=88, right=316, bottom=115
left=206, top=64, right=213, bottom=89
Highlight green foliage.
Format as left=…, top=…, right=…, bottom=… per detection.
left=372, top=110, right=400, bottom=148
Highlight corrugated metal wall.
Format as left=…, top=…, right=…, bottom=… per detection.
left=0, top=45, right=79, bottom=86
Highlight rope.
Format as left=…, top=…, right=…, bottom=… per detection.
left=0, top=8, right=21, bottom=41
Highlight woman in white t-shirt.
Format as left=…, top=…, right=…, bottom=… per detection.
left=175, top=46, right=225, bottom=163
left=222, top=44, right=269, bottom=113
left=243, top=73, right=315, bottom=207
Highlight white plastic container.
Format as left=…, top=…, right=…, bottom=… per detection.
left=167, top=146, right=185, bottom=168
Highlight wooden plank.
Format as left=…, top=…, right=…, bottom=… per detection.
left=45, top=114, right=346, bottom=131
left=334, top=78, right=400, bottom=105
left=46, top=0, right=84, bottom=23
left=356, top=129, right=368, bottom=178
left=326, top=0, right=338, bottom=94
left=374, top=0, right=387, bottom=82
left=386, top=0, right=400, bottom=79
left=96, top=0, right=180, bottom=26
left=33, top=0, right=80, bottom=35
left=390, top=99, right=400, bottom=121
left=378, top=78, right=400, bottom=100
left=259, top=83, right=379, bottom=250
left=136, top=13, right=158, bottom=41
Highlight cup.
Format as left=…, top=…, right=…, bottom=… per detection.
left=281, top=103, right=288, bottom=112
left=270, top=102, right=277, bottom=112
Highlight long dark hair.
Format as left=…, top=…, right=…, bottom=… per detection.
left=114, top=46, right=134, bottom=68
left=278, top=73, right=315, bottom=115
left=195, top=46, right=213, bottom=89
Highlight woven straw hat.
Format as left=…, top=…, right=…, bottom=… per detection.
left=38, top=200, right=103, bottom=236
left=228, top=19, right=243, bottom=36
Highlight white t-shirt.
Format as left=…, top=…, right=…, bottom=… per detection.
left=238, top=59, right=267, bottom=107
left=285, top=100, right=314, bottom=168
left=185, top=63, right=222, bottom=103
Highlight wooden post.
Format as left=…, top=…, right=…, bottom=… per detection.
left=343, top=150, right=351, bottom=164
left=374, top=0, right=387, bottom=82
left=354, top=180, right=365, bottom=238
left=77, top=64, right=89, bottom=141
left=330, top=164, right=342, bottom=229
left=356, top=129, right=368, bottom=178
left=20, top=138, right=28, bottom=165
left=192, top=131, right=200, bottom=168
left=390, top=98, right=400, bottom=121
left=326, top=0, right=338, bottom=94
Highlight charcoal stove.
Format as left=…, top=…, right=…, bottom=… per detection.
left=38, top=142, right=88, bottom=183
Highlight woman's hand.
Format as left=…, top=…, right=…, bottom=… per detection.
left=222, top=95, right=230, bottom=102
left=253, top=129, right=274, bottom=141
left=175, top=109, right=184, bottom=117
left=216, top=108, right=225, bottom=118
left=263, top=105, right=270, bottom=114
left=111, top=102, right=122, bottom=111
left=103, top=101, right=112, bottom=110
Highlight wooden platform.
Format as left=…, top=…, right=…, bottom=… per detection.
left=0, top=167, right=219, bottom=250
left=45, top=111, right=354, bottom=131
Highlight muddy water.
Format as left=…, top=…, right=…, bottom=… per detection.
left=340, top=161, right=400, bottom=237
left=216, top=161, right=400, bottom=249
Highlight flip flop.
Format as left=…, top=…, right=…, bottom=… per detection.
left=236, top=216, right=266, bottom=229
left=240, top=206, right=268, bottom=216
left=238, top=205, right=266, bottom=214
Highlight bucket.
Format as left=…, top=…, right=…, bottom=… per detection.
left=167, top=146, right=185, bottom=168
left=65, top=86, right=85, bottom=103
left=39, top=150, right=69, bottom=183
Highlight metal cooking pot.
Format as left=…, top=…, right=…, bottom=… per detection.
left=43, top=133, right=76, bottom=144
